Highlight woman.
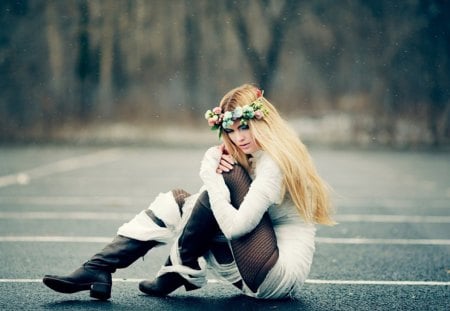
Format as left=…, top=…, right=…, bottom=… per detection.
left=43, top=83, right=334, bottom=300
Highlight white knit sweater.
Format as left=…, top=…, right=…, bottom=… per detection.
left=200, top=147, right=316, bottom=298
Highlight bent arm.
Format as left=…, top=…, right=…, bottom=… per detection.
left=200, top=147, right=283, bottom=239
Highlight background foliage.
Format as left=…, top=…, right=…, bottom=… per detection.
left=1, top=0, right=449, bottom=147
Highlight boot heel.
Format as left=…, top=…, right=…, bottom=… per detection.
left=90, top=283, right=111, bottom=300
left=184, top=281, right=199, bottom=292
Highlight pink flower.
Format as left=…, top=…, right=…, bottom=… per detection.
left=208, top=118, right=216, bottom=126
left=213, top=107, right=222, bottom=114
left=254, top=110, right=263, bottom=119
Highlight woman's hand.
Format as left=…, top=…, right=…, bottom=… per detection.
left=200, top=144, right=231, bottom=203
left=216, top=144, right=235, bottom=174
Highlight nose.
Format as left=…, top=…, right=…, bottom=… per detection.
left=235, top=130, right=245, bottom=142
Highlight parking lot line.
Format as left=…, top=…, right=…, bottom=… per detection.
left=316, top=237, right=450, bottom=245
left=303, top=279, right=450, bottom=286
left=1, top=235, right=449, bottom=245
left=0, top=236, right=112, bottom=243
left=1, top=212, right=450, bottom=224
left=0, top=196, right=140, bottom=206
left=2, top=196, right=450, bottom=208
left=0, top=211, right=137, bottom=220
left=335, top=214, right=450, bottom=223
left=335, top=198, right=450, bottom=209
left=0, top=148, right=122, bottom=188
left=0, top=278, right=449, bottom=286
left=0, top=196, right=141, bottom=205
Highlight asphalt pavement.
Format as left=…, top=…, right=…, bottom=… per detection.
left=0, top=144, right=449, bottom=310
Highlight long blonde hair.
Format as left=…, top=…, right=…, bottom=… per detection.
left=219, top=84, right=335, bottom=225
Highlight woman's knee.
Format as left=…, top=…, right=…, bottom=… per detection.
left=171, top=189, right=191, bottom=209
left=222, top=165, right=251, bottom=189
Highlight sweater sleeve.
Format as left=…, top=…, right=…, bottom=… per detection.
left=200, top=148, right=283, bottom=239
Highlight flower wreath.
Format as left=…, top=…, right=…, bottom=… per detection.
left=204, top=89, right=269, bottom=137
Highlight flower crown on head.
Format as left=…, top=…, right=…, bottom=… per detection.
left=204, top=89, right=269, bottom=136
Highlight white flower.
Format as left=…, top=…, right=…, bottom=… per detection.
left=204, top=110, right=212, bottom=119
left=223, top=111, right=233, bottom=120
left=232, top=107, right=243, bottom=119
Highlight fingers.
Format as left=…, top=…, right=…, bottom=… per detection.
left=216, top=153, right=235, bottom=174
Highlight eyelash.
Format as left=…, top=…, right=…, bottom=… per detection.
left=224, top=125, right=249, bottom=134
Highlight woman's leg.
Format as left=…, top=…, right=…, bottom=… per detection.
left=43, top=236, right=159, bottom=300
left=42, top=189, right=191, bottom=300
left=139, top=165, right=278, bottom=296
left=139, top=191, right=214, bottom=296
left=223, top=166, right=279, bottom=293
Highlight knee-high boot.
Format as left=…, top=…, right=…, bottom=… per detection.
left=43, top=236, right=159, bottom=300
left=139, top=191, right=216, bottom=296
left=43, top=189, right=191, bottom=300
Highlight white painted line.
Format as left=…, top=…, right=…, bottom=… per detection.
left=0, top=279, right=42, bottom=283
left=0, top=149, right=122, bottom=188
left=335, top=214, right=450, bottom=224
left=0, top=196, right=142, bottom=206
left=3, top=196, right=450, bottom=210
left=304, top=279, right=450, bottom=286
left=0, top=212, right=135, bottom=220
left=0, top=278, right=448, bottom=286
left=316, top=237, right=450, bottom=246
left=0, top=236, right=112, bottom=243
left=335, top=198, right=450, bottom=209
left=1, top=212, right=450, bottom=224
left=1, top=236, right=449, bottom=246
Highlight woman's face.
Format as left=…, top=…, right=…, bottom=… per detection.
left=224, top=120, right=261, bottom=154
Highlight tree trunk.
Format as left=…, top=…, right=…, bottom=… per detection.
left=97, top=3, right=115, bottom=118
left=226, top=0, right=299, bottom=93
left=184, top=0, right=201, bottom=120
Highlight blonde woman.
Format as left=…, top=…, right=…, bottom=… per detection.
left=43, top=84, right=334, bottom=300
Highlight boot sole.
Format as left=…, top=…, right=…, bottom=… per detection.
left=139, top=277, right=199, bottom=296
left=43, top=276, right=111, bottom=300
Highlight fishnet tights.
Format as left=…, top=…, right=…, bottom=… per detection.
left=223, top=165, right=279, bottom=293
left=172, top=165, right=278, bottom=293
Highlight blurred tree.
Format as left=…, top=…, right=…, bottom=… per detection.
left=415, top=0, right=450, bottom=146
left=0, top=0, right=49, bottom=134
left=226, top=0, right=299, bottom=93
left=97, top=2, right=116, bottom=118
left=184, top=0, right=201, bottom=120
left=0, top=0, right=448, bottom=146
left=0, top=0, right=30, bottom=131
left=76, top=0, right=95, bottom=119
left=360, top=1, right=421, bottom=143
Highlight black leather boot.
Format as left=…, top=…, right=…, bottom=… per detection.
left=139, top=257, right=200, bottom=296
left=43, top=235, right=158, bottom=300
left=139, top=191, right=217, bottom=296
